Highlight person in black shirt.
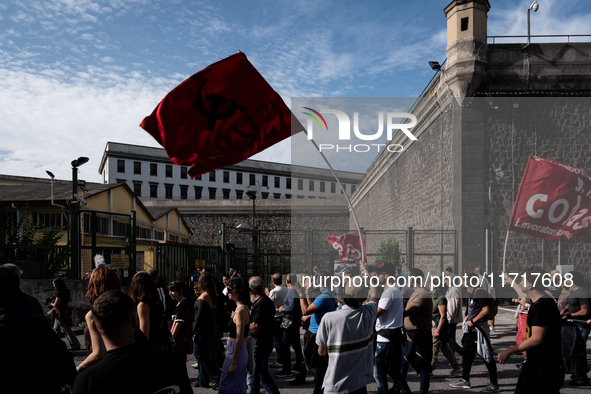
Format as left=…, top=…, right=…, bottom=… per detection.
left=560, top=271, right=590, bottom=386
left=497, top=269, right=564, bottom=393
left=73, top=290, right=192, bottom=394
left=247, top=276, right=280, bottom=394
left=450, top=274, right=498, bottom=392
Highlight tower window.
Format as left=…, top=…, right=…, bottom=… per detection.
left=461, top=17, right=469, bottom=32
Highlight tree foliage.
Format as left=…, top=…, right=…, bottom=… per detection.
left=377, top=238, right=400, bottom=267
left=2, top=210, right=69, bottom=277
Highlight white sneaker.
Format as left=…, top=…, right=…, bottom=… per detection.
left=480, top=383, right=500, bottom=393
left=450, top=379, right=471, bottom=388
left=191, top=363, right=199, bottom=368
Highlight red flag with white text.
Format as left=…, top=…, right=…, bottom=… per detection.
left=508, top=155, right=591, bottom=241
left=327, top=232, right=367, bottom=265
left=140, top=52, right=303, bottom=178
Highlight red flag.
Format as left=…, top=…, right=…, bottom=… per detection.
left=327, top=232, right=367, bottom=265
left=508, top=155, right=591, bottom=241
left=140, top=52, right=303, bottom=178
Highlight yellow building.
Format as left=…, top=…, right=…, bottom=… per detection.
left=0, top=174, right=192, bottom=278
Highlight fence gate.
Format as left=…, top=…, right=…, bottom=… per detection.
left=155, top=243, right=222, bottom=285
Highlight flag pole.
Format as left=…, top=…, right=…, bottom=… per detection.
left=304, top=136, right=366, bottom=265
left=502, top=230, right=510, bottom=273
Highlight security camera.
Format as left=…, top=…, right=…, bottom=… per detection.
left=73, top=194, right=88, bottom=205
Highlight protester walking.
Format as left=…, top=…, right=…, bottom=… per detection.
left=316, top=278, right=380, bottom=394
left=268, top=273, right=289, bottom=365
left=373, top=264, right=412, bottom=394
left=50, top=277, right=81, bottom=351
left=247, top=276, right=280, bottom=394
left=497, top=269, right=564, bottom=394
left=295, top=271, right=336, bottom=394
left=450, top=274, right=499, bottom=393
left=403, top=268, right=433, bottom=394
left=192, top=273, right=222, bottom=389
left=560, top=271, right=590, bottom=386
left=278, top=273, right=303, bottom=376
left=219, top=277, right=251, bottom=394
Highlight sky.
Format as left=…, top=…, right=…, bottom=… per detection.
left=1, top=0, right=590, bottom=183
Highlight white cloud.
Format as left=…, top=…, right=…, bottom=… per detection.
left=0, top=68, right=181, bottom=182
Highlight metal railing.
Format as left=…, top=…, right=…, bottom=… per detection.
left=488, top=34, right=591, bottom=44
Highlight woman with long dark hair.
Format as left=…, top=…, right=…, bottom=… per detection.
left=192, top=273, right=221, bottom=388
left=219, top=277, right=250, bottom=394
left=130, top=271, right=165, bottom=348
left=77, top=267, right=121, bottom=372
left=50, top=277, right=81, bottom=351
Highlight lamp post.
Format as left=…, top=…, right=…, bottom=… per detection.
left=527, top=1, right=539, bottom=46
left=70, top=156, right=89, bottom=279
left=244, top=190, right=260, bottom=275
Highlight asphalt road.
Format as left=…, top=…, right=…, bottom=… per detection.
left=68, top=309, right=590, bottom=393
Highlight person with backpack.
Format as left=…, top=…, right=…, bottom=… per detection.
left=450, top=273, right=499, bottom=393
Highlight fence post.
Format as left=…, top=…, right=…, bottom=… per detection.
left=220, top=223, right=226, bottom=274
left=129, top=211, right=136, bottom=279
left=407, top=227, right=413, bottom=268
left=306, top=229, right=313, bottom=273
left=0, top=207, right=5, bottom=263
left=91, top=211, right=97, bottom=267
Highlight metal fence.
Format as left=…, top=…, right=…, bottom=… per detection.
left=155, top=242, right=223, bottom=285
left=218, top=225, right=457, bottom=286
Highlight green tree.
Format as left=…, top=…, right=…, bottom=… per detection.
left=2, top=210, right=69, bottom=277
left=377, top=238, right=400, bottom=267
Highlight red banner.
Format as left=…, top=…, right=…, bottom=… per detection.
left=508, top=155, right=591, bottom=241
left=326, top=232, right=367, bottom=265
left=140, top=52, right=303, bottom=178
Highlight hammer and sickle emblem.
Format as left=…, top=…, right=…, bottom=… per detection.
left=195, top=79, right=245, bottom=132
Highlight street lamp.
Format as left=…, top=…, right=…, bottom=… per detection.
left=246, top=190, right=257, bottom=228
left=46, top=170, right=55, bottom=206
left=70, top=156, right=89, bottom=279
left=527, top=1, right=539, bottom=46
left=245, top=190, right=259, bottom=275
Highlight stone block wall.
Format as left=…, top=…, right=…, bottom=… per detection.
left=484, top=97, right=591, bottom=282
left=351, top=108, right=455, bottom=274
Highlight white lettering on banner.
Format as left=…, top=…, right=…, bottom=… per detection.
left=548, top=199, right=569, bottom=223
left=525, top=194, right=547, bottom=218
left=510, top=157, right=591, bottom=241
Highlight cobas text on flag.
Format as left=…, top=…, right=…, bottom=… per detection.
left=509, top=155, right=591, bottom=241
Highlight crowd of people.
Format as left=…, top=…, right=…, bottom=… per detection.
left=0, top=261, right=590, bottom=394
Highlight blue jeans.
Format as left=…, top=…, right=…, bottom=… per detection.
left=374, top=342, right=391, bottom=394
left=375, top=332, right=412, bottom=394
left=247, top=342, right=280, bottom=394
left=575, top=326, right=590, bottom=381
